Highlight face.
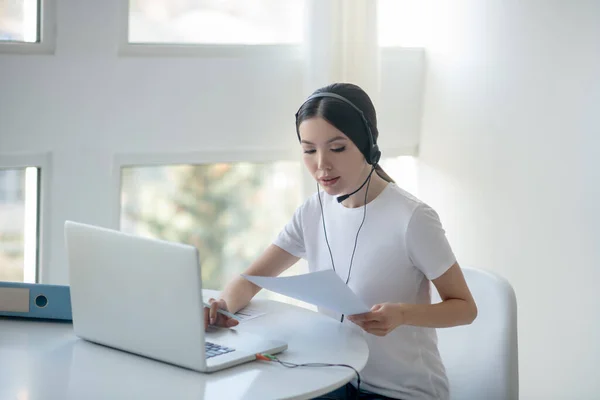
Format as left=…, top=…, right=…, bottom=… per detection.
left=298, top=117, right=370, bottom=196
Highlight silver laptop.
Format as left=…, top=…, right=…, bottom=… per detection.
left=64, top=220, right=287, bottom=373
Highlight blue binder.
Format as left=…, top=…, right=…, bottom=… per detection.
left=0, top=282, right=72, bottom=321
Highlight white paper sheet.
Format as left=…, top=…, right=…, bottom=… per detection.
left=242, top=270, right=370, bottom=315
left=234, top=305, right=266, bottom=322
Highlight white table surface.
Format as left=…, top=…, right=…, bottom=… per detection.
left=0, top=291, right=369, bottom=400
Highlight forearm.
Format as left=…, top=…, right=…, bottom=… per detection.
left=219, top=244, right=299, bottom=313
left=219, top=275, right=261, bottom=314
left=401, top=298, right=477, bottom=328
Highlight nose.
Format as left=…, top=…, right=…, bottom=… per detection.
left=317, top=150, right=332, bottom=171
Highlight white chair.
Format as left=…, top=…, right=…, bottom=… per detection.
left=432, top=267, right=519, bottom=400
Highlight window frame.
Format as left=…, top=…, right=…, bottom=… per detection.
left=0, top=0, right=56, bottom=55
left=117, top=0, right=303, bottom=58
left=0, top=152, right=51, bottom=283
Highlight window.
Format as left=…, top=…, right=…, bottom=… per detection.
left=0, top=167, right=39, bottom=283
left=0, top=0, right=39, bottom=42
left=118, top=156, right=417, bottom=308
left=378, top=0, right=429, bottom=47
left=127, top=0, right=305, bottom=45
left=120, top=161, right=304, bottom=294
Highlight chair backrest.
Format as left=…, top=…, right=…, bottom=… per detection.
left=432, top=267, right=519, bottom=400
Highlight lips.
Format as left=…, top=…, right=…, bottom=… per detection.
left=320, top=177, right=340, bottom=187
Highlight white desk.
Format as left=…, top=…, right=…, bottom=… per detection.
left=0, top=293, right=369, bottom=400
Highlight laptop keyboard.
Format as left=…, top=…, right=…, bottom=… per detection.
left=205, top=341, right=235, bottom=359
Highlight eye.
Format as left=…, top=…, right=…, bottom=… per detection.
left=303, top=149, right=316, bottom=154
left=331, top=146, right=346, bottom=153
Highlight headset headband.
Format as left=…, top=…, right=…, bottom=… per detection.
left=295, top=92, right=381, bottom=165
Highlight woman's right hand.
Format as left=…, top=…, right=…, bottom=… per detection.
left=203, top=298, right=239, bottom=330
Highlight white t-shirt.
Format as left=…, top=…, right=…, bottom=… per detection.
left=273, top=182, right=456, bottom=400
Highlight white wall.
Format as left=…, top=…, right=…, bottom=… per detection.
left=0, top=0, right=424, bottom=284
left=417, top=1, right=600, bottom=398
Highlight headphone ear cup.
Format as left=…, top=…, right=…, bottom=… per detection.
left=364, top=120, right=380, bottom=165
left=370, top=144, right=381, bottom=165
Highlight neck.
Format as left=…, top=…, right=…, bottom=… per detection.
left=340, top=169, right=389, bottom=208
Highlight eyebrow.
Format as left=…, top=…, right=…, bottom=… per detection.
left=300, top=136, right=348, bottom=145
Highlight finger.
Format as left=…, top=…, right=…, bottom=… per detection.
left=362, top=311, right=385, bottom=323
left=215, top=312, right=232, bottom=326
left=360, top=321, right=378, bottom=330
left=362, top=320, right=390, bottom=332
left=210, top=301, right=220, bottom=325
left=353, top=321, right=378, bottom=331
left=370, top=304, right=384, bottom=312
left=203, top=306, right=210, bottom=330
left=348, top=312, right=372, bottom=322
left=225, top=318, right=239, bottom=328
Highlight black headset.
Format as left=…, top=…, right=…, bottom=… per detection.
left=295, top=92, right=381, bottom=166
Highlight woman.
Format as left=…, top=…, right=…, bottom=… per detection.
left=205, top=83, right=478, bottom=400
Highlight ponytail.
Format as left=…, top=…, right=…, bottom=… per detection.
left=375, top=164, right=395, bottom=183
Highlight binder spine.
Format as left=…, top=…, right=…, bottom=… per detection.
left=0, top=282, right=72, bottom=321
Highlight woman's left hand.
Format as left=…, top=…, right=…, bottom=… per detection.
left=347, top=303, right=406, bottom=336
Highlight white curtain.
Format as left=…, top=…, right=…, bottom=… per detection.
left=302, top=0, right=380, bottom=104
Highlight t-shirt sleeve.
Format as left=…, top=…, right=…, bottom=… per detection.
left=272, top=204, right=306, bottom=259
left=406, top=204, right=457, bottom=280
